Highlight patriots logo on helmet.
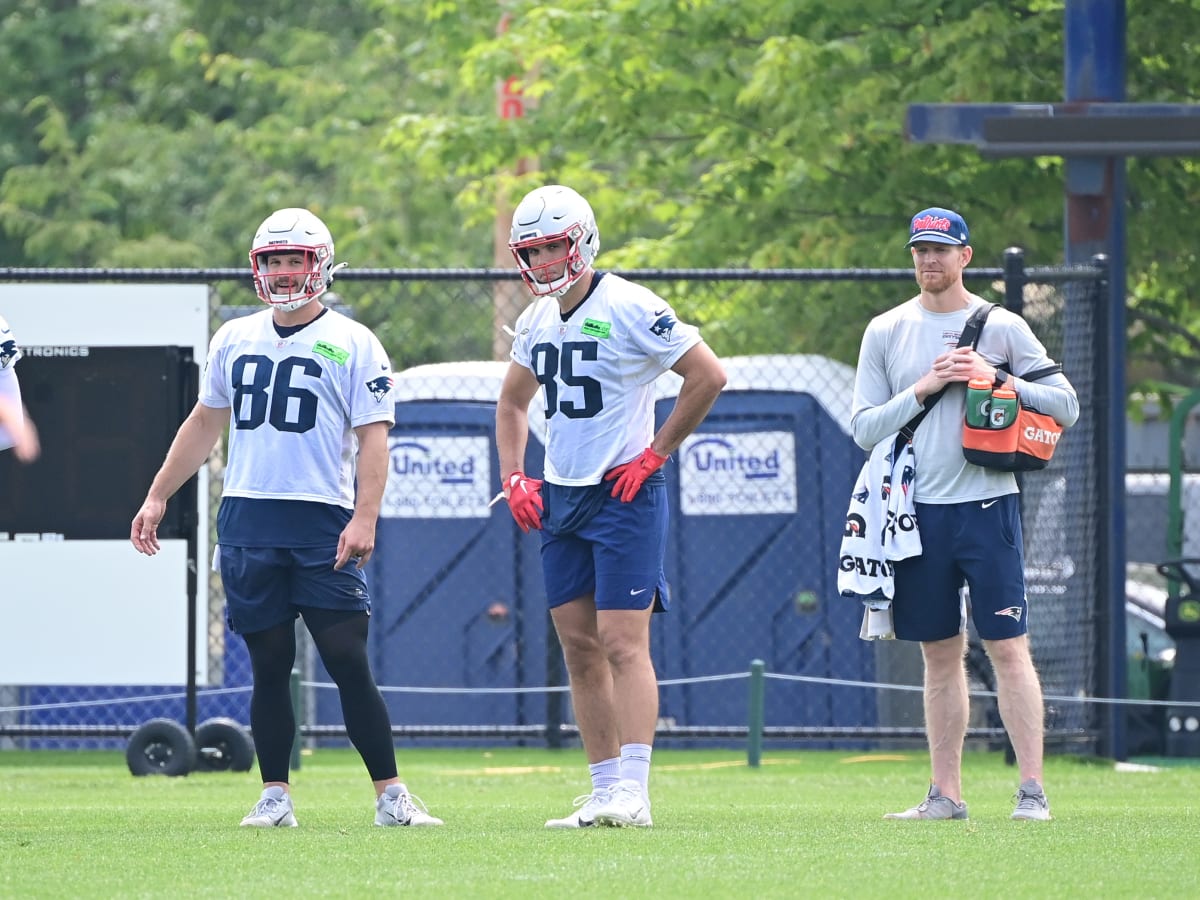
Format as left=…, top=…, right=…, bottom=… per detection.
left=649, top=313, right=677, bottom=342
left=0, top=338, right=19, bottom=369
left=365, top=374, right=393, bottom=403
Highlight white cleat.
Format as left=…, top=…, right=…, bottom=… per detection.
left=544, top=789, right=612, bottom=829
left=591, top=779, right=653, bottom=828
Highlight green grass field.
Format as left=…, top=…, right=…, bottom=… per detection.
left=1, top=746, right=1197, bottom=899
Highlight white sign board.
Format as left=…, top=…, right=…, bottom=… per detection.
left=1, top=284, right=210, bottom=684
left=0, top=541, right=190, bottom=684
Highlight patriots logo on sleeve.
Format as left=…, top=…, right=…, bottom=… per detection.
left=365, top=373, right=394, bottom=403
left=649, top=312, right=677, bottom=342
left=0, top=337, right=20, bottom=369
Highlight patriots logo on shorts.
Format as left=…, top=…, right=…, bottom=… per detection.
left=995, top=606, right=1023, bottom=622
left=649, top=313, right=677, bottom=342
left=0, top=338, right=19, bottom=369
left=365, top=374, right=393, bottom=403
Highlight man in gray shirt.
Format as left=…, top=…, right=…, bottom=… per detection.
left=851, top=207, right=1078, bottom=821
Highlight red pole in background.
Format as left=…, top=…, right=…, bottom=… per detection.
left=492, top=8, right=537, bottom=361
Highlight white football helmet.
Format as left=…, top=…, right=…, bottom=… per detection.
left=249, top=208, right=345, bottom=312
left=508, top=185, right=600, bottom=298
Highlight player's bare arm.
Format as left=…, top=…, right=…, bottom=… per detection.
left=131, top=401, right=228, bottom=556
left=653, top=343, right=727, bottom=455
left=335, top=421, right=390, bottom=571
left=495, top=361, right=540, bottom=478
left=0, top=395, right=39, bottom=462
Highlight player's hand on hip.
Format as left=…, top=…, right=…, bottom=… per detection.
left=504, top=471, right=544, bottom=532
left=131, top=498, right=166, bottom=556
left=604, top=447, right=668, bottom=503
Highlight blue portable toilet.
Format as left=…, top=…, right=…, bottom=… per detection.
left=314, top=362, right=552, bottom=738
left=649, top=356, right=876, bottom=740
left=330, top=355, right=876, bottom=743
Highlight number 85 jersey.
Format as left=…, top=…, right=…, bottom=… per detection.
left=510, top=272, right=702, bottom=485
left=200, top=308, right=395, bottom=509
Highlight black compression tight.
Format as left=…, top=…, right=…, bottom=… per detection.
left=242, top=607, right=397, bottom=784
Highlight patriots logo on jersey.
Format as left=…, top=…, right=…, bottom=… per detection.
left=649, top=313, right=677, bottom=342
left=0, top=338, right=19, bottom=369
left=852, top=485, right=869, bottom=504
left=365, top=374, right=393, bottom=403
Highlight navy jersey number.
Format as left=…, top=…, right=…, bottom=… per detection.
left=531, top=341, right=602, bottom=419
left=231, top=355, right=322, bottom=433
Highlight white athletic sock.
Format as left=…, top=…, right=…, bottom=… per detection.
left=589, top=756, right=620, bottom=794
left=619, top=743, right=653, bottom=794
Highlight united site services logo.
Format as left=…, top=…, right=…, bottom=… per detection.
left=684, top=436, right=781, bottom=480
left=678, top=430, right=798, bottom=516
left=382, top=435, right=493, bottom=519
left=390, top=440, right=476, bottom=484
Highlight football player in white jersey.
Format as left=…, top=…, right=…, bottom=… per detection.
left=131, top=208, right=441, bottom=828
left=497, top=185, right=726, bottom=828
left=0, top=314, right=39, bottom=462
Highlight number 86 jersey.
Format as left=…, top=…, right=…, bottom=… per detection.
left=510, top=273, right=702, bottom=486
left=200, top=308, right=395, bottom=509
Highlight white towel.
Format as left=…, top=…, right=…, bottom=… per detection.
left=838, top=435, right=922, bottom=639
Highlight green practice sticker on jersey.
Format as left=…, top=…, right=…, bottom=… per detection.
left=313, top=341, right=350, bottom=365
left=581, top=318, right=612, bottom=338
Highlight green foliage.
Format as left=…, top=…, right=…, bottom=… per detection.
left=0, top=1, right=1197, bottom=383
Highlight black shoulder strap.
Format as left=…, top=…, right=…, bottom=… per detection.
left=1020, top=363, right=1063, bottom=381
left=898, top=303, right=996, bottom=443
left=957, top=302, right=996, bottom=350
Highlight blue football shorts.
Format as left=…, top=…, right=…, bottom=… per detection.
left=891, top=494, right=1028, bottom=642
left=539, top=481, right=669, bottom=612
left=218, top=544, right=370, bottom=635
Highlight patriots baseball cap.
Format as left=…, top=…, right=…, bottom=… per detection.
left=906, top=207, right=970, bottom=246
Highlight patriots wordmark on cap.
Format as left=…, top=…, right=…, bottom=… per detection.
left=906, top=207, right=969, bottom=246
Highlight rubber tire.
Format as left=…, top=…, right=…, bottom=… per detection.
left=193, top=717, right=256, bottom=773
left=126, top=718, right=197, bottom=777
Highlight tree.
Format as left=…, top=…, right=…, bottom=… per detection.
left=0, top=0, right=1198, bottom=390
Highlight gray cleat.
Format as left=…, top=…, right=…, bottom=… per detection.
left=1011, top=779, right=1052, bottom=821
left=375, top=783, right=443, bottom=827
left=884, top=784, right=968, bottom=820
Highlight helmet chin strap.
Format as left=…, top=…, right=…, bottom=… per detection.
left=270, top=293, right=318, bottom=313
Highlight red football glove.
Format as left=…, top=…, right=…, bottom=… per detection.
left=504, top=471, right=544, bottom=532
left=604, top=447, right=669, bottom=503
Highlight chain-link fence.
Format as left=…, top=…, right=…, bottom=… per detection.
left=1, top=257, right=1125, bottom=756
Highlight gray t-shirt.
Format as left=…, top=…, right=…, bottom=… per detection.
left=850, top=295, right=1079, bottom=504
